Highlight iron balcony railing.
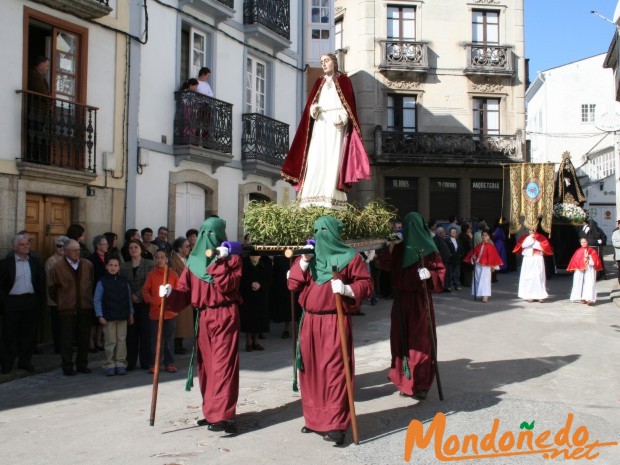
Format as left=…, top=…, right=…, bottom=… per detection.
left=378, top=130, right=519, bottom=160
left=379, top=40, right=429, bottom=71
left=17, top=90, right=97, bottom=172
left=173, top=91, right=233, bottom=153
left=241, top=113, right=289, bottom=167
left=32, top=0, right=112, bottom=19
left=465, top=43, right=514, bottom=74
left=217, top=0, right=234, bottom=7
left=243, top=0, right=290, bottom=40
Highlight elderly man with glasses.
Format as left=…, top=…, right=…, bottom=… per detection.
left=48, top=239, right=95, bottom=376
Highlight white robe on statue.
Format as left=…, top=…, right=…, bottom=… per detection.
left=518, top=236, right=548, bottom=300
left=570, top=263, right=598, bottom=303
left=299, top=76, right=349, bottom=209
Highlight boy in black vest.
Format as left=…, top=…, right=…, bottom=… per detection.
left=94, top=256, right=134, bottom=376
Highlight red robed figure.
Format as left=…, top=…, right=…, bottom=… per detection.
left=566, top=246, right=603, bottom=271
left=280, top=72, right=370, bottom=192
left=512, top=233, right=553, bottom=256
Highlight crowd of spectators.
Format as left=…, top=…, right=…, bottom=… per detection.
left=0, top=224, right=195, bottom=376
left=0, top=222, right=299, bottom=377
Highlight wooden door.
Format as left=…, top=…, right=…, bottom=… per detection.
left=24, top=194, right=71, bottom=261
left=25, top=194, right=45, bottom=254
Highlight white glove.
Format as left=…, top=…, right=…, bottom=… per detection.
left=159, top=284, right=172, bottom=298
left=301, top=244, right=314, bottom=264
left=365, top=250, right=376, bottom=263
left=310, top=104, right=321, bottom=119
left=216, top=246, right=229, bottom=259
left=331, top=279, right=355, bottom=298
left=418, top=268, right=431, bottom=280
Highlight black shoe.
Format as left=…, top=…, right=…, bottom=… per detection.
left=18, top=364, right=35, bottom=373
left=1, top=367, right=11, bottom=375
left=281, top=330, right=290, bottom=339
left=196, top=419, right=210, bottom=427
left=323, top=430, right=345, bottom=445
left=413, top=390, right=428, bottom=401
left=258, top=334, right=265, bottom=340
left=207, top=421, right=237, bottom=434
left=301, top=426, right=314, bottom=433
left=63, top=369, right=77, bottom=376
left=76, top=367, right=92, bottom=374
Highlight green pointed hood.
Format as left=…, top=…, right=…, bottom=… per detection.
left=310, top=216, right=357, bottom=285
left=402, top=212, right=438, bottom=268
left=186, top=217, right=227, bottom=283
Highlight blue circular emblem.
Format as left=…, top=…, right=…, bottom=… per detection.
left=523, top=179, right=542, bottom=202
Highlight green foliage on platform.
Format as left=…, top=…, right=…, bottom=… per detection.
left=243, top=201, right=397, bottom=244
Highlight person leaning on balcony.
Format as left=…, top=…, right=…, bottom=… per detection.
left=28, top=56, right=50, bottom=95
left=27, top=56, right=51, bottom=161
left=280, top=53, right=371, bottom=209
left=196, top=67, right=213, bottom=97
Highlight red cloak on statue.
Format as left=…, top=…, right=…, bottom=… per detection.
left=512, top=233, right=553, bottom=256
left=280, top=72, right=371, bottom=192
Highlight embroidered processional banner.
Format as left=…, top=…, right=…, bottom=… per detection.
left=509, top=163, right=555, bottom=235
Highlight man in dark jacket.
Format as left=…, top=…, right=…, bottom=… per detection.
left=432, top=227, right=452, bottom=292
left=0, top=234, right=45, bottom=374
left=579, top=218, right=607, bottom=280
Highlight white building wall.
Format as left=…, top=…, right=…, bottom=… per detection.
left=131, top=0, right=302, bottom=240
left=526, top=54, right=619, bottom=165
left=0, top=2, right=26, bottom=163
left=526, top=54, right=620, bottom=238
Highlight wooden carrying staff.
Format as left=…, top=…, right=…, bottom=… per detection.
left=331, top=265, right=360, bottom=445
left=149, top=262, right=169, bottom=426
left=417, top=251, right=444, bottom=401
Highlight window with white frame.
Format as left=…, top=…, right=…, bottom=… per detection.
left=335, top=18, right=343, bottom=50
left=387, top=94, right=417, bottom=132
left=472, top=10, right=499, bottom=44
left=473, top=98, right=500, bottom=135
left=190, top=28, right=207, bottom=79
left=387, top=6, right=415, bottom=40
left=246, top=56, right=266, bottom=114
left=581, top=104, right=596, bottom=123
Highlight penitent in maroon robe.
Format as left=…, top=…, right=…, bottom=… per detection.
left=168, top=255, right=242, bottom=423
left=387, top=244, right=445, bottom=396
left=288, top=254, right=373, bottom=432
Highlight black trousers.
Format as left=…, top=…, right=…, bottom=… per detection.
left=49, top=305, right=61, bottom=354
left=126, top=302, right=151, bottom=370
left=59, top=310, right=91, bottom=372
left=1, top=294, right=38, bottom=370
